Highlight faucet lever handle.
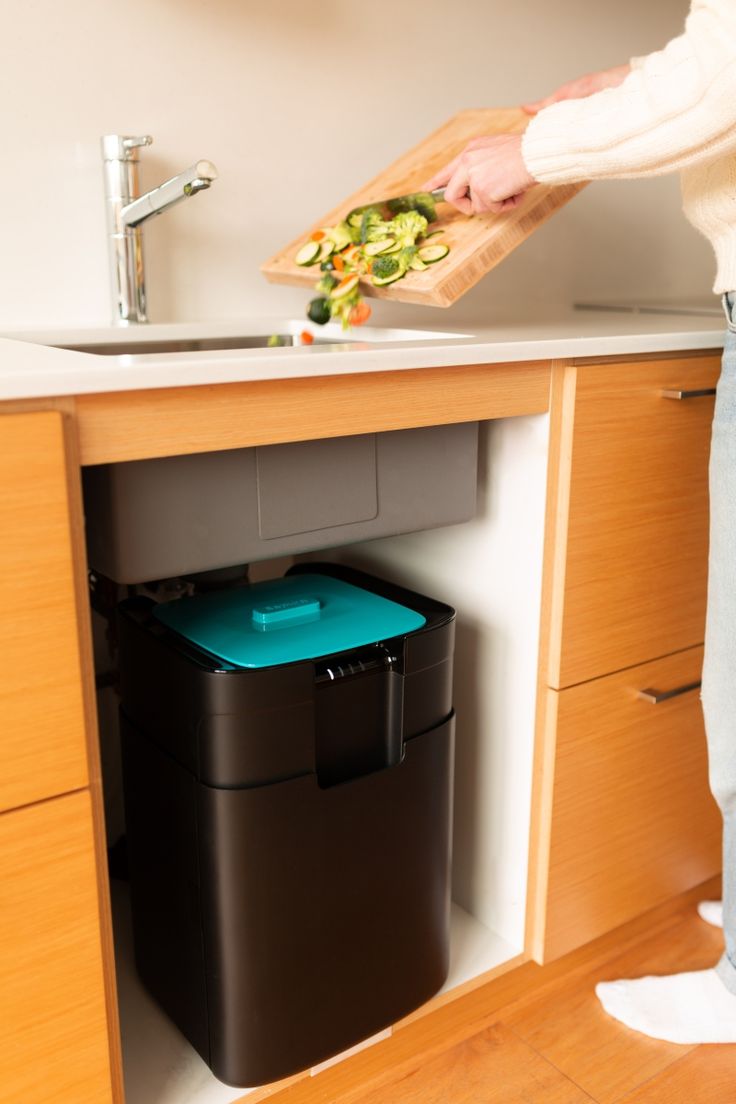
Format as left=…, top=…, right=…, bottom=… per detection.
left=123, top=135, right=153, bottom=151
left=101, top=134, right=153, bottom=161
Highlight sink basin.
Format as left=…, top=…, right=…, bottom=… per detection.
left=36, top=321, right=469, bottom=358
left=58, top=334, right=345, bottom=355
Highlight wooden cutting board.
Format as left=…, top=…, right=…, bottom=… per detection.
left=261, top=108, right=585, bottom=309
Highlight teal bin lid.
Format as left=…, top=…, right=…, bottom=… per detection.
left=152, top=573, right=426, bottom=669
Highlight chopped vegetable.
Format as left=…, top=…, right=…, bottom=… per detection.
left=267, top=334, right=285, bottom=347
left=329, top=222, right=353, bottom=252
left=317, top=273, right=338, bottom=294
left=372, top=270, right=404, bottom=286
left=417, top=243, right=450, bottom=264
left=300, top=330, right=314, bottom=344
left=364, top=238, right=396, bottom=257
left=331, top=274, right=360, bottom=299
left=292, top=201, right=451, bottom=328
left=390, top=211, right=429, bottom=247
left=359, top=208, right=392, bottom=244
left=295, top=241, right=321, bottom=266
left=307, top=297, right=331, bottom=325
left=349, top=302, right=372, bottom=326
left=371, top=254, right=400, bottom=279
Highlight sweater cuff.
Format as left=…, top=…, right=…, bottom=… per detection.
left=521, top=105, right=591, bottom=186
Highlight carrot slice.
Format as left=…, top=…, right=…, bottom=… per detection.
left=333, top=255, right=345, bottom=272
left=300, top=330, right=314, bottom=344
left=310, top=230, right=326, bottom=242
left=349, top=302, right=372, bottom=326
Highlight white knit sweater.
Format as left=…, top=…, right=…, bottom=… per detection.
left=521, top=0, right=736, bottom=293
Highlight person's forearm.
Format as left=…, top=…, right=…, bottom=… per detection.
left=522, top=1, right=736, bottom=183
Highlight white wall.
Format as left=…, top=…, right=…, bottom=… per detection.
left=1, top=0, right=709, bottom=331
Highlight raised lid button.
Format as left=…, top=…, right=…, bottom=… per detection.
left=251, top=597, right=321, bottom=629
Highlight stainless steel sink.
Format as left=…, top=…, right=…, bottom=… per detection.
left=7, top=322, right=469, bottom=359
left=57, top=334, right=342, bottom=355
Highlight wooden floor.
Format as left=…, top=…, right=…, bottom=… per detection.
left=350, top=885, right=735, bottom=1104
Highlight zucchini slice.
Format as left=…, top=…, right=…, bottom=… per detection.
left=409, top=256, right=428, bottom=272
left=417, top=244, right=450, bottom=264
left=372, top=271, right=404, bottom=287
left=331, top=274, right=360, bottom=299
left=363, top=238, right=396, bottom=257
left=318, top=240, right=335, bottom=261
left=295, top=241, right=322, bottom=266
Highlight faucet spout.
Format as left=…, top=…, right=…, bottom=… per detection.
left=121, top=160, right=218, bottom=229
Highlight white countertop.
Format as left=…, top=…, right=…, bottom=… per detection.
left=0, top=308, right=725, bottom=401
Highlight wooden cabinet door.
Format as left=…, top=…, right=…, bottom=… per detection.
left=0, top=790, right=114, bottom=1102
left=0, top=411, right=89, bottom=811
left=546, top=356, right=719, bottom=689
left=534, top=646, right=721, bottom=962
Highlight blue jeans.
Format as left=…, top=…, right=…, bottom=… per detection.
left=704, top=292, right=736, bottom=994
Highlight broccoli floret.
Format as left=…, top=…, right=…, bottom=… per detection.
left=360, top=207, right=393, bottom=244
left=387, top=210, right=429, bottom=248
left=392, top=245, right=419, bottom=277
left=371, top=255, right=400, bottom=279
left=316, top=273, right=337, bottom=294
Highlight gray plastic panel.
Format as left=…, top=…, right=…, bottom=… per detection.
left=256, top=435, right=378, bottom=539
left=82, top=423, right=478, bottom=584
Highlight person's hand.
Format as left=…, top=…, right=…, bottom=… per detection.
left=423, top=134, right=536, bottom=215
left=522, top=64, right=631, bottom=115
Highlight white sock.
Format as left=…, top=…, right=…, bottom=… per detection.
left=697, top=900, right=724, bottom=928
left=596, top=969, right=736, bottom=1043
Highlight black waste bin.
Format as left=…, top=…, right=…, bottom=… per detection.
left=118, top=563, right=455, bottom=1087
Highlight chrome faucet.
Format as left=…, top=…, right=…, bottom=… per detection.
left=101, top=134, right=218, bottom=325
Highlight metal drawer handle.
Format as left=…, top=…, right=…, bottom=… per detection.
left=661, top=388, right=716, bottom=400
left=637, top=680, right=701, bottom=704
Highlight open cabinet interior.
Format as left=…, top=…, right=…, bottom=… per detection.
left=88, top=414, right=549, bottom=1104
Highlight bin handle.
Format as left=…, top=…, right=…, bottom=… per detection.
left=384, top=666, right=405, bottom=767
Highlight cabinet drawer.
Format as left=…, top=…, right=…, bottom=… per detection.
left=0, top=790, right=113, bottom=1102
left=538, top=646, right=721, bottom=962
left=0, top=412, right=89, bottom=812
left=551, top=356, right=719, bottom=688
